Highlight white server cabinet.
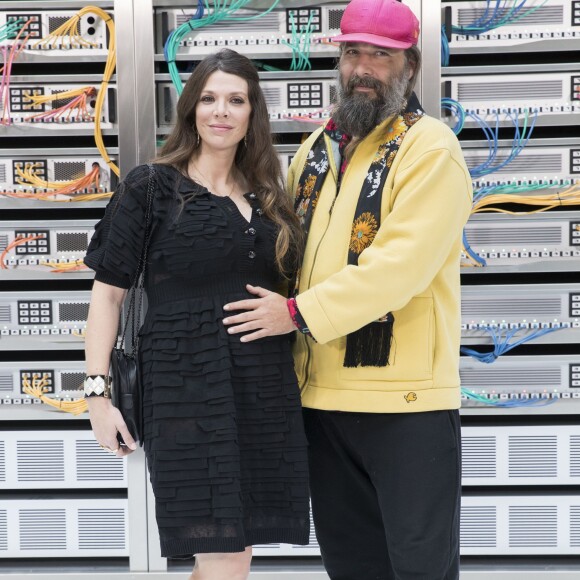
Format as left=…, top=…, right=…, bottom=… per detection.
left=442, top=70, right=579, bottom=119
left=462, top=212, right=580, bottom=272
left=0, top=291, right=91, bottom=350
left=0, top=498, right=129, bottom=558
left=0, top=430, right=127, bottom=489
left=460, top=354, right=580, bottom=405
left=443, top=0, right=580, bottom=53
left=462, top=143, right=580, bottom=189
left=0, top=360, right=86, bottom=406
left=461, top=425, right=580, bottom=486
left=0, top=219, right=96, bottom=279
left=0, top=8, right=110, bottom=56
left=154, top=3, right=347, bottom=58
left=460, top=283, right=580, bottom=343
left=461, top=494, right=580, bottom=555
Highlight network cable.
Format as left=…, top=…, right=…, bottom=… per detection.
left=461, top=387, right=556, bottom=407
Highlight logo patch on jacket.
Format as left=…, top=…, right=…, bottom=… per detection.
left=404, top=392, right=417, bottom=403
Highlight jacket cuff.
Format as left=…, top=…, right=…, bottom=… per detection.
left=295, top=288, right=339, bottom=345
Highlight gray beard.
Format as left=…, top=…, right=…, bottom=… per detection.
left=332, top=68, right=409, bottom=138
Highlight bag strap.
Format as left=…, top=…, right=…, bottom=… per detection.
left=118, top=163, right=156, bottom=354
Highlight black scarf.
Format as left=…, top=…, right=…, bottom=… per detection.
left=294, top=94, right=424, bottom=367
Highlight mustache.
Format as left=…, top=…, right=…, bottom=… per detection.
left=345, top=75, right=386, bottom=95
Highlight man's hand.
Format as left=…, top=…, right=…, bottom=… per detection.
left=223, top=284, right=295, bottom=342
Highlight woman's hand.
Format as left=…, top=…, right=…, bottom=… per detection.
left=86, top=397, right=137, bottom=457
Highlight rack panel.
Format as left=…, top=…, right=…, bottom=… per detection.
left=0, top=430, right=126, bottom=489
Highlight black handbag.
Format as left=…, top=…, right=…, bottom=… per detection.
left=110, top=163, right=155, bottom=447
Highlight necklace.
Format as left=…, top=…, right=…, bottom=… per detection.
left=189, top=163, right=236, bottom=198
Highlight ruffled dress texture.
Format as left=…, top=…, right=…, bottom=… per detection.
left=84, top=164, right=310, bottom=557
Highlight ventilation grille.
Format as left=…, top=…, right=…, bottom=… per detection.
left=17, top=440, right=64, bottom=481
left=78, top=509, right=126, bottom=549
left=0, top=374, right=12, bottom=393
left=571, top=506, right=580, bottom=547
left=0, top=441, right=5, bottom=482
left=327, top=9, right=344, bottom=31
left=0, top=163, right=6, bottom=182
left=462, top=436, right=496, bottom=478
left=571, top=436, right=580, bottom=478
left=49, top=16, right=79, bottom=34
left=61, top=372, right=84, bottom=392
left=76, top=440, right=125, bottom=481
left=509, top=506, right=557, bottom=547
left=51, top=90, right=75, bottom=110
left=457, top=6, right=563, bottom=27
left=58, top=302, right=90, bottom=322
left=461, top=506, right=497, bottom=547
left=177, top=12, right=279, bottom=32
left=465, top=226, right=562, bottom=246
left=464, top=153, right=562, bottom=175
left=462, top=298, right=562, bottom=317
left=458, top=80, right=563, bottom=101
left=0, top=235, right=8, bottom=252
left=54, top=161, right=85, bottom=182
left=0, top=511, right=6, bottom=551
left=19, top=509, right=67, bottom=550
left=329, top=85, right=337, bottom=104
left=262, top=87, right=282, bottom=107
left=56, top=232, right=89, bottom=252
left=460, top=367, right=561, bottom=387
left=0, top=306, right=11, bottom=323
left=509, top=436, right=557, bottom=478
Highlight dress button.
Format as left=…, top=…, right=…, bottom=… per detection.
left=256, top=208, right=263, bottom=215
left=246, top=227, right=256, bottom=236
left=248, top=193, right=257, bottom=200
left=248, top=251, right=256, bottom=259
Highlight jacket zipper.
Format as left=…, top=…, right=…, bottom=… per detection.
left=300, top=198, right=336, bottom=394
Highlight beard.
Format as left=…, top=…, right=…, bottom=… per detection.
left=332, top=66, right=409, bottom=138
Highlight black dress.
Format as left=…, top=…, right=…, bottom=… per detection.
left=84, top=164, right=310, bottom=557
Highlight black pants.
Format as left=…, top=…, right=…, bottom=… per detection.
left=303, top=408, right=461, bottom=580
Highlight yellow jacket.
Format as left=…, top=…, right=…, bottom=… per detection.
left=288, top=114, right=473, bottom=413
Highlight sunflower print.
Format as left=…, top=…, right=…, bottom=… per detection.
left=350, top=212, right=379, bottom=254
left=302, top=174, right=317, bottom=198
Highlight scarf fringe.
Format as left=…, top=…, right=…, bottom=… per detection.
left=343, top=314, right=394, bottom=368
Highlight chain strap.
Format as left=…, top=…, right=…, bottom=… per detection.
left=118, top=163, right=156, bottom=355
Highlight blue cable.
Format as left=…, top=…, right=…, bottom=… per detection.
left=461, top=326, right=564, bottom=364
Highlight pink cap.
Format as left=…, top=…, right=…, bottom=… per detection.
left=333, top=0, right=420, bottom=50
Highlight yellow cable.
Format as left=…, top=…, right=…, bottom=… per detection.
left=31, top=7, right=119, bottom=177
left=22, top=376, right=88, bottom=415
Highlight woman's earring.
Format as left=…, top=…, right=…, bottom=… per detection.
left=244, top=134, right=248, bottom=147
left=196, top=132, right=200, bottom=147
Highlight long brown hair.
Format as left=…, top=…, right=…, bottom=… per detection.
left=156, top=49, right=303, bottom=278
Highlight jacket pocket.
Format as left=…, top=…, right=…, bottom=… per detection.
left=339, top=295, right=435, bottom=384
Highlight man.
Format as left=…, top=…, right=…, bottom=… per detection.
left=223, top=0, right=472, bottom=578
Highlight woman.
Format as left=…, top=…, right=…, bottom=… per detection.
left=83, top=49, right=309, bottom=579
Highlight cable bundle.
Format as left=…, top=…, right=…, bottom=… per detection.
left=461, top=325, right=564, bottom=363
left=2, top=162, right=113, bottom=202
left=462, top=180, right=580, bottom=266
left=24, top=86, right=97, bottom=122
left=0, top=18, right=32, bottom=125
left=164, top=1, right=282, bottom=93
left=282, top=10, right=313, bottom=71
left=22, top=374, right=87, bottom=415
left=441, top=0, right=548, bottom=65
left=31, top=7, right=119, bottom=177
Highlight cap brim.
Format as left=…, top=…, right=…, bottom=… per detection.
left=332, top=32, right=413, bottom=50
